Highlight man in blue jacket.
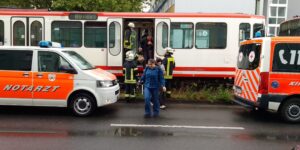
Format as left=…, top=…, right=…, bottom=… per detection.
left=141, top=59, right=166, bottom=118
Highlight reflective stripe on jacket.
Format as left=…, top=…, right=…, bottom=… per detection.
left=163, top=56, right=175, bottom=79
left=123, top=60, right=138, bottom=84
left=124, top=29, right=137, bottom=51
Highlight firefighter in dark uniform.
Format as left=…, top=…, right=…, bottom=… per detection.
left=123, top=51, right=138, bottom=101
left=162, top=47, right=175, bottom=98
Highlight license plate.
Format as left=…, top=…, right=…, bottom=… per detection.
left=235, top=86, right=242, bottom=94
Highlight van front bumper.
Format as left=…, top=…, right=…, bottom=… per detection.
left=95, top=84, right=120, bottom=107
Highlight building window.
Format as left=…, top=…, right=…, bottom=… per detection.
left=278, top=7, right=286, bottom=17
left=51, top=21, right=82, bottom=47
left=270, top=7, right=277, bottom=17
left=195, top=22, right=227, bottom=49
left=269, top=18, right=277, bottom=24
left=84, top=22, right=107, bottom=48
left=0, top=20, right=4, bottom=46
left=269, top=27, right=276, bottom=36
left=272, top=0, right=278, bottom=4
left=277, top=18, right=285, bottom=24
left=279, top=0, right=287, bottom=4
left=170, top=23, right=194, bottom=49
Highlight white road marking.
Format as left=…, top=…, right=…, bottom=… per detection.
left=110, top=124, right=245, bottom=130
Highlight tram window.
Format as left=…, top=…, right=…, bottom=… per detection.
left=13, top=21, right=25, bottom=46
left=239, top=23, right=250, bottom=42
left=195, top=22, right=227, bottom=49
left=84, top=22, right=107, bottom=48
left=162, top=23, right=168, bottom=48
left=156, top=22, right=169, bottom=56
left=51, top=21, right=82, bottom=47
left=170, top=23, right=194, bottom=49
left=0, top=20, right=3, bottom=46
left=30, top=21, right=42, bottom=46
left=253, top=24, right=265, bottom=37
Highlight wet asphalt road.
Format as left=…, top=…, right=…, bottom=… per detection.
left=0, top=101, right=298, bottom=150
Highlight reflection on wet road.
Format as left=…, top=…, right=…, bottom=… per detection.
left=0, top=102, right=298, bottom=150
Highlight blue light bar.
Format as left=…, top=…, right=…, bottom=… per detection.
left=39, top=41, right=62, bottom=48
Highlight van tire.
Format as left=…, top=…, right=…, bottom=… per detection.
left=280, top=98, right=300, bottom=123
left=70, top=93, right=96, bottom=117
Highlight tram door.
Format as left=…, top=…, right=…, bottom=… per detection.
left=155, top=19, right=170, bottom=57
left=11, top=17, right=44, bottom=46
left=107, top=18, right=123, bottom=66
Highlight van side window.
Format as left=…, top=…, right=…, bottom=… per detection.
left=51, top=21, right=82, bottom=47
left=0, top=20, right=4, bottom=46
left=272, top=43, right=300, bottom=72
left=0, top=50, right=32, bottom=71
left=38, top=51, right=73, bottom=73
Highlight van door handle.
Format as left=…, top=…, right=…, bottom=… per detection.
left=23, top=72, right=30, bottom=77
left=36, top=73, right=43, bottom=77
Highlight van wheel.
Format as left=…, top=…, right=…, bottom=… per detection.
left=280, top=98, right=300, bottom=123
left=70, top=93, right=96, bottom=117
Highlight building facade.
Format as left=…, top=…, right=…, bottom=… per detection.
left=150, top=0, right=300, bottom=36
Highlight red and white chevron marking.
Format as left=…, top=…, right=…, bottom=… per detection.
left=234, top=69, right=260, bottom=102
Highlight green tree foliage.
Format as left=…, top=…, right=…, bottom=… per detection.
left=0, top=0, right=52, bottom=9
left=0, top=0, right=147, bottom=12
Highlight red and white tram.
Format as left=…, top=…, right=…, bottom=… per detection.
left=0, top=9, right=265, bottom=78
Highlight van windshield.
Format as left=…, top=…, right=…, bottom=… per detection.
left=63, top=51, right=95, bottom=70
left=237, top=43, right=261, bottom=70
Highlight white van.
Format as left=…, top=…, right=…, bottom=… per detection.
left=0, top=41, right=119, bottom=116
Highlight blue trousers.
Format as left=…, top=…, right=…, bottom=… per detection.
left=144, top=87, right=159, bottom=116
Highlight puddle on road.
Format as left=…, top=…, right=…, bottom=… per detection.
left=113, top=127, right=174, bottom=137
left=0, top=127, right=299, bottom=142
left=232, top=133, right=300, bottom=142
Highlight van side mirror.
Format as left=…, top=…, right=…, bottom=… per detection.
left=59, top=66, right=77, bottom=74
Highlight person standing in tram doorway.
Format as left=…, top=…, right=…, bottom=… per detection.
left=124, top=22, right=137, bottom=54
left=162, top=47, right=175, bottom=100
left=123, top=51, right=138, bottom=102
left=139, top=29, right=154, bottom=66
left=140, top=59, right=166, bottom=118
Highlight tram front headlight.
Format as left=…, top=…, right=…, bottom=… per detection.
left=96, top=80, right=113, bottom=88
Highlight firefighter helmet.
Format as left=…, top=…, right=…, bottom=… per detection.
left=128, top=22, right=135, bottom=28
left=126, top=51, right=135, bottom=61
left=164, top=47, right=174, bottom=54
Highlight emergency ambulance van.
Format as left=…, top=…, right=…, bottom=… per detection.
left=0, top=41, right=120, bottom=116
left=234, top=37, right=300, bottom=122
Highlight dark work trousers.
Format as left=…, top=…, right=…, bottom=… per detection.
left=125, top=84, right=136, bottom=98
left=165, top=79, right=172, bottom=97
